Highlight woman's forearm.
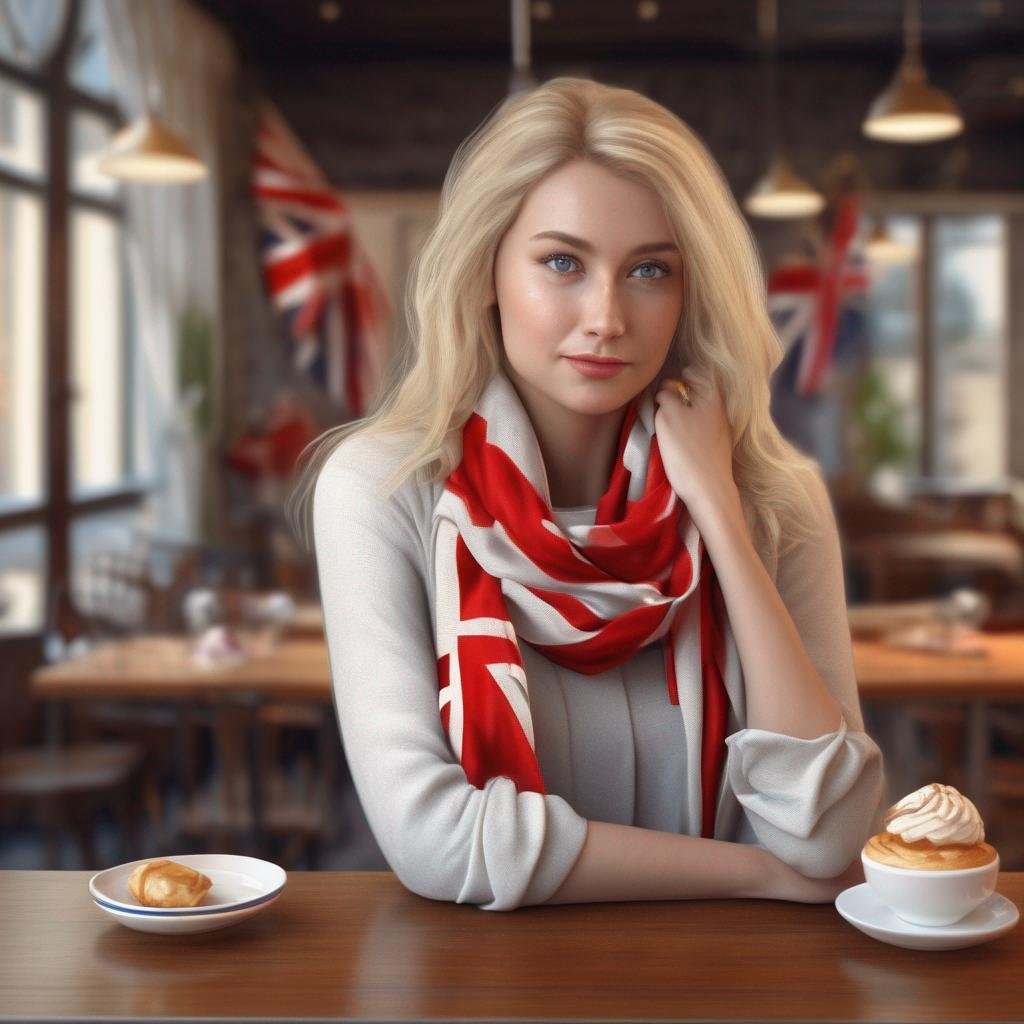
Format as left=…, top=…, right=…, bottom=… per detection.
left=689, top=483, right=844, bottom=740
left=541, top=819, right=766, bottom=905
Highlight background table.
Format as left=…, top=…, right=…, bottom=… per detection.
left=30, top=636, right=335, bottom=854
left=29, top=632, right=1024, bottom=852
left=853, top=633, right=1024, bottom=703
left=30, top=634, right=331, bottom=703
left=853, top=633, right=1024, bottom=814
left=32, top=630, right=1023, bottom=706
left=0, top=870, right=1020, bottom=1022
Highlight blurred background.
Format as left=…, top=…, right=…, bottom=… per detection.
left=1, top=0, right=1023, bottom=874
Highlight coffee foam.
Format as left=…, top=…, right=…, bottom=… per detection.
left=863, top=831, right=997, bottom=870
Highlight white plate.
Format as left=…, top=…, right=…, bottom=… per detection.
left=835, top=882, right=1019, bottom=950
left=89, top=854, right=286, bottom=934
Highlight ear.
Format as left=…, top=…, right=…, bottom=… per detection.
left=483, top=281, right=496, bottom=307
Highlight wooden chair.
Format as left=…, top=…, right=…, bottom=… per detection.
left=845, top=529, right=1024, bottom=608
left=0, top=625, right=160, bottom=868
left=66, top=549, right=190, bottom=802
left=832, top=480, right=1024, bottom=606
left=255, top=700, right=341, bottom=868
left=834, top=481, right=1024, bottom=819
left=135, top=538, right=337, bottom=864
left=64, top=536, right=281, bottom=830
left=176, top=699, right=338, bottom=868
left=982, top=709, right=1024, bottom=870
left=0, top=741, right=155, bottom=868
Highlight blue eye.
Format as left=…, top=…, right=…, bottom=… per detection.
left=543, top=254, right=579, bottom=274
left=540, top=253, right=670, bottom=280
left=632, top=261, right=669, bottom=280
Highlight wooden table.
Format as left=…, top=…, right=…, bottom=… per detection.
left=1, top=870, right=1020, bottom=1022
left=33, top=630, right=1024, bottom=705
left=31, top=634, right=331, bottom=704
left=29, top=632, right=1024, bottom=841
left=852, top=633, right=1024, bottom=815
left=286, top=601, right=325, bottom=638
left=853, top=633, right=1024, bottom=703
left=30, top=636, right=335, bottom=854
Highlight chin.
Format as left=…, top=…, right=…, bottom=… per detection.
left=557, top=380, right=642, bottom=414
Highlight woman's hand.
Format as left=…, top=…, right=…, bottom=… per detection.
left=653, top=367, right=739, bottom=521
left=750, top=846, right=866, bottom=904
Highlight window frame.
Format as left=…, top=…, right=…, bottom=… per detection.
left=864, top=191, right=1024, bottom=489
left=0, top=0, right=145, bottom=638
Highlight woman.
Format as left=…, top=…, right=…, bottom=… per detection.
left=288, top=77, right=887, bottom=911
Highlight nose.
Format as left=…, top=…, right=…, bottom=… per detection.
left=582, top=277, right=626, bottom=340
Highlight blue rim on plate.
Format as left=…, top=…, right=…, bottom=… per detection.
left=91, top=885, right=284, bottom=917
left=88, top=854, right=287, bottom=916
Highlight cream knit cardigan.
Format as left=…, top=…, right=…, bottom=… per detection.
left=313, top=432, right=888, bottom=911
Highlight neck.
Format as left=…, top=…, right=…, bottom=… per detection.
left=503, top=362, right=630, bottom=509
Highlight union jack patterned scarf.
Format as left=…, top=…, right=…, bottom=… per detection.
left=432, top=370, right=739, bottom=839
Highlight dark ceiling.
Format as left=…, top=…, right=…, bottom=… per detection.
left=194, top=0, right=1024, bottom=65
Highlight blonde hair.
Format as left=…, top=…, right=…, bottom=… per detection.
left=286, top=76, right=823, bottom=562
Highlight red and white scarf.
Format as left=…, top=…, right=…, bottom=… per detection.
left=432, top=371, right=741, bottom=839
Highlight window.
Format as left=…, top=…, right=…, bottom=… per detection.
left=931, top=215, right=1007, bottom=481
left=0, top=184, right=45, bottom=510
left=0, top=0, right=144, bottom=637
left=860, top=199, right=1012, bottom=490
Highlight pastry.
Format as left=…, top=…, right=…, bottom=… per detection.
left=127, top=859, right=213, bottom=907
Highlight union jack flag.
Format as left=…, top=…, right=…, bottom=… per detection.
left=252, top=104, right=390, bottom=418
left=767, top=193, right=870, bottom=395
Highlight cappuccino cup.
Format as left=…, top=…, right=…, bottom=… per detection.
left=861, top=848, right=999, bottom=927
left=862, top=782, right=999, bottom=927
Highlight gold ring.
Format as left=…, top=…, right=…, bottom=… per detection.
left=673, top=380, right=693, bottom=407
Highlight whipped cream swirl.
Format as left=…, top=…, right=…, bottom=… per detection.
left=883, top=782, right=985, bottom=845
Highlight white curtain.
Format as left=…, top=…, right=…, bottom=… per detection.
left=98, top=0, right=238, bottom=543
left=0, top=0, right=70, bottom=64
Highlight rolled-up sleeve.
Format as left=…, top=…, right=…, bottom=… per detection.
left=723, top=468, right=888, bottom=877
left=313, top=442, right=588, bottom=910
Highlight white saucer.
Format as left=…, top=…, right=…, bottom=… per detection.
left=835, top=882, right=1019, bottom=950
left=89, top=854, right=286, bottom=935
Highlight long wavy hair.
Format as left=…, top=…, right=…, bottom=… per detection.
left=286, top=75, right=823, bottom=563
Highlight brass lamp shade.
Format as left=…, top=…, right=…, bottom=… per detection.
left=97, top=115, right=208, bottom=183
left=865, top=220, right=916, bottom=265
left=743, top=152, right=825, bottom=219
left=862, top=60, right=963, bottom=143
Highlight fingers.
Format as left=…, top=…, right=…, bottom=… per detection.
left=657, top=380, right=691, bottom=407
left=656, top=368, right=704, bottom=405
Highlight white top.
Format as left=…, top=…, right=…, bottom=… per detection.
left=313, top=430, right=888, bottom=911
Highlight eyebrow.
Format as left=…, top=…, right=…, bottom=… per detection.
left=529, top=230, right=679, bottom=257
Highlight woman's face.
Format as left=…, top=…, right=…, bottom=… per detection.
left=491, top=158, right=684, bottom=420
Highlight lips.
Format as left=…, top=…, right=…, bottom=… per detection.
left=563, top=354, right=627, bottom=365
left=565, top=355, right=628, bottom=379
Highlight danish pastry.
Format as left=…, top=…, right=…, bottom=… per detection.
left=127, top=859, right=213, bottom=908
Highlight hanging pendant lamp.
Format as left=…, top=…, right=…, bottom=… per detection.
left=745, top=150, right=825, bottom=218
left=862, top=0, right=963, bottom=143
left=98, top=114, right=207, bottom=183
left=96, top=3, right=207, bottom=183
left=864, top=215, right=916, bottom=265
left=743, top=0, right=823, bottom=219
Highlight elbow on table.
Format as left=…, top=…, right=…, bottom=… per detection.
left=758, top=816, right=873, bottom=879
left=391, top=868, right=459, bottom=905
left=372, top=774, right=572, bottom=912
left=779, top=838, right=864, bottom=879
left=379, top=817, right=510, bottom=910
left=383, top=841, right=464, bottom=905
left=769, top=748, right=888, bottom=879
left=388, top=856, right=524, bottom=912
